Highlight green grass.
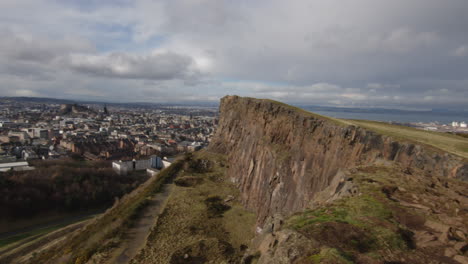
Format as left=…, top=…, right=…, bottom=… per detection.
left=289, top=194, right=392, bottom=229
left=287, top=168, right=413, bottom=260
left=309, top=248, right=354, bottom=264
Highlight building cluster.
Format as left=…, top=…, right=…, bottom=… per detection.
left=451, top=121, right=468, bottom=128
left=397, top=120, right=468, bottom=133
left=112, top=155, right=173, bottom=176
left=0, top=98, right=218, bottom=169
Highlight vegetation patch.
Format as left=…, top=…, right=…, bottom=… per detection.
left=308, top=247, right=355, bottom=264
left=130, top=151, right=256, bottom=264
left=0, top=158, right=147, bottom=227
left=186, top=153, right=213, bottom=173
left=27, top=157, right=185, bottom=264
left=204, top=196, right=231, bottom=218
left=174, top=176, right=203, bottom=187
left=287, top=166, right=422, bottom=262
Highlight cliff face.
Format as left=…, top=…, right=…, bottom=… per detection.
left=210, top=96, right=468, bottom=224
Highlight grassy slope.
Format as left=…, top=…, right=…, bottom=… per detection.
left=28, top=159, right=184, bottom=264
left=260, top=98, right=468, bottom=159
left=0, top=213, right=97, bottom=249
left=130, top=151, right=256, bottom=264
left=287, top=164, right=468, bottom=263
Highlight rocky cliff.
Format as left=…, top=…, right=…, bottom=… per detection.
left=210, top=96, right=468, bottom=225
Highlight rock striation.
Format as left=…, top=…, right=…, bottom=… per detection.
left=210, top=96, right=468, bottom=225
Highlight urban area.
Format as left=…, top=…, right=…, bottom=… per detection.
left=0, top=98, right=218, bottom=175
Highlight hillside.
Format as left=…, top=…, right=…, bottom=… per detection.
left=4, top=96, right=467, bottom=264
left=209, top=96, right=468, bottom=263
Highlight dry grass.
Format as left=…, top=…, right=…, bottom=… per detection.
left=130, top=151, right=256, bottom=264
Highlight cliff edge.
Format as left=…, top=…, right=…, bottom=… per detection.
left=210, top=95, right=468, bottom=225
left=209, top=96, right=468, bottom=263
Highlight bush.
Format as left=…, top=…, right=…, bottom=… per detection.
left=204, top=196, right=231, bottom=218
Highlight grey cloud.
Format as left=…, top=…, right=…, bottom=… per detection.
left=0, top=0, right=468, bottom=108
left=452, top=45, right=468, bottom=57
left=66, top=52, right=200, bottom=80
left=0, top=28, right=204, bottom=83
left=0, top=29, right=94, bottom=63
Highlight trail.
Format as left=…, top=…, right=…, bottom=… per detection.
left=104, top=183, right=174, bottom=264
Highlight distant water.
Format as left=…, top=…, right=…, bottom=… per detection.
left=307, top=109, right=468, bottom=124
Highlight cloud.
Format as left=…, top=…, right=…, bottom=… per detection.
left=66, top=51, right=200, bottom=80
left=452, top=45, right=468, bottom=57
left=0, top=0, right=467, bottom=109
left=0, top=28, right=94, bottom=63
left=0, top=27, right=204, bottom=84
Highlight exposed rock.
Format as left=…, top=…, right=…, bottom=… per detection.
left=210, top=96, right=468, bottom=225
left=224, top=195, right=235, bottom=203
left=446, top=247, right=459, bottom=258
left=454, top=242, right=468, bottom=254
left=449, top=227, right=467, bottom=241
left=454, top=255, right=468, bottom=264
left=243, top=224, right=318, bottom=264
left=414, top=230, right=441, bottom=248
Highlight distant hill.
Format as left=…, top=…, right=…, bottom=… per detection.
left=0, top=96, right=218, bottom=108
left=0, top=96, right=76, bottom=105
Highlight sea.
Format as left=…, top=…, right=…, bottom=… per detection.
left=302, top=108, right=468, bottom=124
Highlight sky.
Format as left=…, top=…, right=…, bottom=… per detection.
left=0, top=0, right=468, bottom=109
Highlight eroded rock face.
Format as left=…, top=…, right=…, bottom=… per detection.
left=210, top=96, right=468, bottom=225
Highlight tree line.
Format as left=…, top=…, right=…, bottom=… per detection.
left=0, top=159, right=148, bottom=219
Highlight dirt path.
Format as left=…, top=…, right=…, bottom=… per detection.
left=104, top=183, right=174, bottom=264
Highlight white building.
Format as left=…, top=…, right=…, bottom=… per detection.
left=0, top=161, right=34, bottom=172
left=452, top=121, right=459, bottom=127
left=460, top=122, right=467, bottom=128
left=112, top=156, right=169, bottom=176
